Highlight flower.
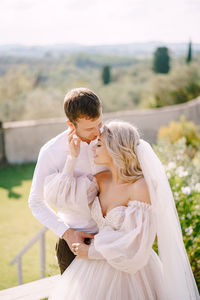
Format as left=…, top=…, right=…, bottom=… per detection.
left=185, top=226, right=193, bottom=236
left=186, top=213, right=192, bottom=219
left=173, top=191, right=179, bottom=200
left=181, top=186, right=191, bottom=195
left=194, top=183, right=200, bottom=193
left=167, top=162, right=176, bottom=170
left=175, top=166, right=188, bottom=177
left=166, top=172, right=171, bottom=179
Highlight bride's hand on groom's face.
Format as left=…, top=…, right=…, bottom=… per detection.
left=68, top=127, right=81, bottom=158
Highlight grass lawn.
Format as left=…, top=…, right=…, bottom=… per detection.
left=0, top=163, right=59, bottom=290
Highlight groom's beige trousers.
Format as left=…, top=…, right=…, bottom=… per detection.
left=56, top=238, right=75, bottom=274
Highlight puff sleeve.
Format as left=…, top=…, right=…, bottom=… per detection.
left=43, top=156, right=99, bottom=213
left=88, top=201, right=156, bottom=274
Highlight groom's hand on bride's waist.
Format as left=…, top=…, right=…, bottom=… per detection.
left=62, top=228, right=95, bottom=251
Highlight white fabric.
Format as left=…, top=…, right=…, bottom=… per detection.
left=44, top=165, right=168, bottom=300
left=49, top=255, right=167, bottom=300
left=44, top=140, right=200, bottom=300
left=89, top=199, right=157, bottom=273
left=28, top=128, right=108, bottom=237
left=136, top=139, right=200, bottom=300
left=44, top=164, right=157, bottom=273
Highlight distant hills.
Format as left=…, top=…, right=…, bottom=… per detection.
left=0, top=42, right=200, bottom=58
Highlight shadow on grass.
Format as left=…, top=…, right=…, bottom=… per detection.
left=0, top=162, right=36, bottom=199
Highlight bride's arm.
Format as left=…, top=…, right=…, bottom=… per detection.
left=59, top=127, right=81, bottom=176
left=76, top=203, right=156, bottom=272
left=76, top=180, right=155, bottom=267
left=43, top=128, right=98, bottom=209
left=88, top=204, right=156, bottom=273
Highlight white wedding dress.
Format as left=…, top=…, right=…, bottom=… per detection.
left=44, top=165, right=169, bottom=300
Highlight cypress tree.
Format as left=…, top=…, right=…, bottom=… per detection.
left=153, top=47, right=170, bottom=74
left=102, top=65, right=111, bottom=85
left=186, top=40, right=192, bottom=64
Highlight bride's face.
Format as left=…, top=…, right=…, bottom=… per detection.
left=92, top=134, right=112, bottom=165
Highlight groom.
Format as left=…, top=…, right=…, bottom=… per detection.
left=28, top=88, right=108, bottom=274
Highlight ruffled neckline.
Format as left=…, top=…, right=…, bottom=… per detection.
left=95, top=196, right=152, bottom=219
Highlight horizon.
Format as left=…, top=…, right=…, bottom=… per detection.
left=1, top=40, right=200, bottom=47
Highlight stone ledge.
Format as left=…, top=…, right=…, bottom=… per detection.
left=2, top=96, right=200, bottom=164
left=0, top=275, right=60, bottom=300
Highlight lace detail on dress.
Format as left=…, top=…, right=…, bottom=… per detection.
left=91, top=197, right=152, bottom=231
left=128, top=200, right=152, bottom=209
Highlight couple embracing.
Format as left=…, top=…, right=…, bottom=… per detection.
left=29, top=88, right=199, bottom=300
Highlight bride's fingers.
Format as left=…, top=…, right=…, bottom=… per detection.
left=68, top=127, right=75, bottom=135
left=68, top=127, right=76, bottom=135
left=74, top=138, right=81, bottom=147
left=69, top=134, right=79, bottom=146
left=68, top=128, right=76, bottom=142
left=72, top=138, right=80, bottom=148
left=72, top=136, right=81, bottom=145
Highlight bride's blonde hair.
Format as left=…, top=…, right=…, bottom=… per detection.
left=103, top=120, right=143, bottom=183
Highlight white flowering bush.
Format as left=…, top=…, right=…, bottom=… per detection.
left=153, top=137, right=200, bottom=289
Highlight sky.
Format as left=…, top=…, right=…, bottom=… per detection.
left=1, top=0, right=200, bottom=46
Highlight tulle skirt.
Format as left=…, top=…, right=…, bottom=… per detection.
left=49, top=251, right=168, bottom=300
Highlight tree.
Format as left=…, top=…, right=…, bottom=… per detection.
left=186, top=40, right=192, bottom=64
left=153, top=47, right=170, bottom=74
left=102, top=65, right=111, bottom=85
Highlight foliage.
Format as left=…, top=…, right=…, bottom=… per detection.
left=0, top=52, right=200, bottom=121
left=158, top=115, right=200, bottom=157
left=186, top=41, right=192, bottom=64
left=0, top=54, right=152, bottom=121
left=153, top=137, right=200, bottom=290
left=145, top=63, right=200, bottom=108
left=153, top=47, right=170, bottom=74
left=102, top=65, right=111, bottom=85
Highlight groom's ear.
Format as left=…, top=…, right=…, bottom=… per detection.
left=66, top=120, right=75, bottom=129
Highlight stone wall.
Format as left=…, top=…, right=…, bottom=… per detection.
left=1, top=97, right=200, bottom=164
left=0, top=121, right=6, bottom=165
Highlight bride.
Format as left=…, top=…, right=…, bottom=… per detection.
left=44, top=121, right=199, bottom=300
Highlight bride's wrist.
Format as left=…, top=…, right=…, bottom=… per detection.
left=62, top=155, right=77, bottom=175
left=68, top=154, right=77, bottom=160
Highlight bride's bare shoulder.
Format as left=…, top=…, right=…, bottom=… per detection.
left=94, top=170, right=111, bottom=186
left=129, top=177, right=151, bottom=205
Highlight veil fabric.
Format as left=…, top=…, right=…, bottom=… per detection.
left=136, top=139, right=200, bottom=300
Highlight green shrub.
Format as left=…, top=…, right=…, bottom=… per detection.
left=153, top=137, right=200, bottom=290
left=146, top=64, right=200, bottom=108
left=158, top=116, right=200, bottom=158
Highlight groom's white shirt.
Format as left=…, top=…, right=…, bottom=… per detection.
left=28, top=127, right=108, bottom=237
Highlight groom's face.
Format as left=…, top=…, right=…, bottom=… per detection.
left=73, top=113, right=103, bottom=143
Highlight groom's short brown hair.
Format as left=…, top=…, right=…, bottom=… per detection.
left=64, top=88, right=102, bottom=126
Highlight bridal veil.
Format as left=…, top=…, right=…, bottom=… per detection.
left=136, top=139, right=200, bottom=300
